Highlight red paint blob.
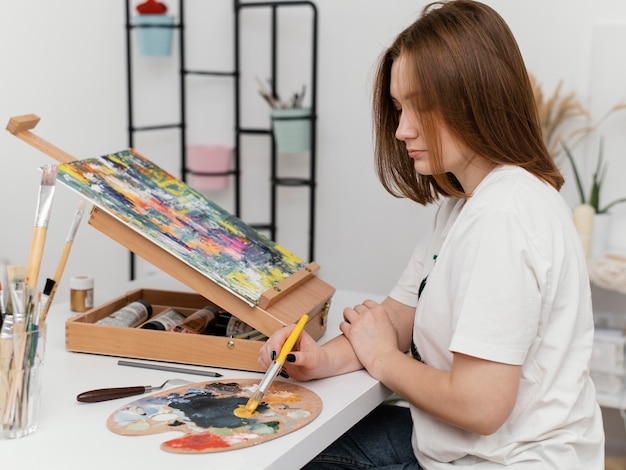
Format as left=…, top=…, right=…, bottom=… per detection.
left=165, top=432, right=231, bottom=451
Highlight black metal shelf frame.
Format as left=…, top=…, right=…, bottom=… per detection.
left=124, top=0, right=318, bottom=279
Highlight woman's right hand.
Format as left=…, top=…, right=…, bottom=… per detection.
left=258, top=325, right=327, bottom=382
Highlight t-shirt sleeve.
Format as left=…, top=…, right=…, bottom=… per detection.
left=389, top=240, right=428, bottom=308
left=447, top=209, right=545, bottom=365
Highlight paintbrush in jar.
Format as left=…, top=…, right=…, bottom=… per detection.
left=0, top=282, right=4, bottom=331
left=2, top=266, right=29, bottom=428
left=39, top=198, right=87, bottom=326
left=25, top=164, right=58, bottom=294
left=6, top=265, right=26, bottom=322
left=0, top=313, right=14, bottom=424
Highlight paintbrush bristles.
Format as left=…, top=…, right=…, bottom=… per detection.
left=6, top=265, right=26, bottom=315
left=41, top=164, right=58, bottom=186
left=33, top=165, right=57, bottom=228
left=66, top=198, right=87, bottom=243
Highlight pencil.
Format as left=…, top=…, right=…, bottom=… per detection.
left=25, top=164, right=58, bottom=291
left=117, top=360, right=223, bottom=378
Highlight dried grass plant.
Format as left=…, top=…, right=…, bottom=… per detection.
left=530, top=73, right=626, bottom=158
left=529, top=73, right=589, bottom=159
left=530, top=73, right=626, bottom=212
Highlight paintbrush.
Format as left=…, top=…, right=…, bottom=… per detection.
left=0, top=314, right=14, bottom=425
left=0, top=281, right=5, bottom=319
left=6, top=265, right=26, bottom=321
left=2, top=265, right=29, bottom=428
left=0, top=282, right=3, bottom=331
left=25, top=164, right=58, bottom=292
left=255, top=76, right=279, bottom=108
left=39, top=198, right=87, bottom=326
left=37, top=278, right=54, bottom=327
left=242, top=314, right=308, bottom=415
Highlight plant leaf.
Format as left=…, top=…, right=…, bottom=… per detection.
left=600, top=197, right=626, bottom=214
left=588, top=138, right=605, bottom=211
left=561, top=142, right=586, bottom=205
left=589, top=179, right=600, bottom=213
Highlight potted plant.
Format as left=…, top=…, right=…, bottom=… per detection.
left=562, top=138, right=626, bottom=259
left=256, top=77, right=311, bottom=154
left=530, top=73, right=626, bottom=258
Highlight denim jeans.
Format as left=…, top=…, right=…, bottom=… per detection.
left=301, top=404, right=423, bottom=469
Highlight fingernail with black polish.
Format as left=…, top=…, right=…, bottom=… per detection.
left=271, top=350, right=276, bottom=360
left=286, top=353, right=296, bottom=363
left=280, top=370, right=289, bottom=378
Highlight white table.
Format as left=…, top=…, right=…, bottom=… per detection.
left=2, top=274, right=391, bottom=470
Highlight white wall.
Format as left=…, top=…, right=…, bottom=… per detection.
left=2, top=0, right=626, bottom=308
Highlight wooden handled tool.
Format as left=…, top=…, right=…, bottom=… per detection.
left=77, top=378, right=192, bottom=403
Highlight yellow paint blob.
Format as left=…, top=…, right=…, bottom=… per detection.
left=234, top=403, right=260, bottom=419
left=262, top=391, right=299, bottom=406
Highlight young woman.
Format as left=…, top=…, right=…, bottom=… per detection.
left=259, top=1, right=605, bottom=468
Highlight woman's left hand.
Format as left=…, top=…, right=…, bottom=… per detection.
left=340, top=299, right=399, bottom=377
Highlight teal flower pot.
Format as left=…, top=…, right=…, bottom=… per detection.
left=271, top=107, right=311, bottom=154
left=134, top=14, right=175, bottom=57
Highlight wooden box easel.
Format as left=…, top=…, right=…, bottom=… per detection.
left=6, top=114, right=335, bottom=372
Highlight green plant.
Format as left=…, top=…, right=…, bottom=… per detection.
left=562, top=138, right=626, bottom=214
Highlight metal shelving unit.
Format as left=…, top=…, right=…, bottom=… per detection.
left=124, top=0, right=318, bottom=279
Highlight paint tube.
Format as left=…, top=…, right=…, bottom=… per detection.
left=171, top=306, right=218, bottom=334
left=214, top=311, right=260, bottom=339
left=225, top=315, right=255, bottom=337
left=96, top=300, right=152, bottom=327
left=140, top=308, right=186, bottom=331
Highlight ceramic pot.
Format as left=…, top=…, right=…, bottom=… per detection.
left=135, top=14, right=175, bottom=57
left=271, top=107, right=311, bottom=154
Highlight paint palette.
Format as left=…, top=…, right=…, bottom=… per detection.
left=106, top=379, right=322, bottom=453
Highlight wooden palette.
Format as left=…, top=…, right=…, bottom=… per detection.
left=106, top=379, right=322, bottom=454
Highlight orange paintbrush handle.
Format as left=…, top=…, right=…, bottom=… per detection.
left=26, top=226, right=48, bottom=290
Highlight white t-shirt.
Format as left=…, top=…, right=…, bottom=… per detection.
left=389, top=166, right=605, bottom=469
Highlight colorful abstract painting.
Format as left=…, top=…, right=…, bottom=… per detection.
left=56, top=149, right=305, bottom=305
left=106, top=379, right=322, bottom=453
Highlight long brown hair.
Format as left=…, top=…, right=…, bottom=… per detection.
left=373, top=0, right=564, bottom=204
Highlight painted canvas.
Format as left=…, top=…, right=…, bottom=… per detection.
left=56, top=149, right=306, bottom=306
left=106, top=379, right=322, bottom=453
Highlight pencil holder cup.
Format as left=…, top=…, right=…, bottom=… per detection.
left=271, top=107, right=311, bottom=154
left=134, top=14, right=175, bottom=57
left=0, top=324, right=46, bottom=439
